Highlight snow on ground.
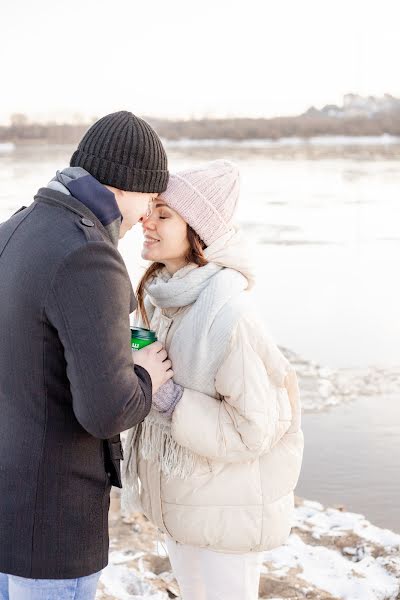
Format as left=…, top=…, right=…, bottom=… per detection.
left=264, top=533, right=397, bottom=600
left=96, top=494, right=400, bottom=600
left=262, top=500, right=400, bottom=600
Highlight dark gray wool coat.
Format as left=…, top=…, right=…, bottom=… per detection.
left=0, top=187, right=152, bottom=579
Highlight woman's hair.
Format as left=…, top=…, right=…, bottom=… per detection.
left=136, top=225, right=208, bottom=328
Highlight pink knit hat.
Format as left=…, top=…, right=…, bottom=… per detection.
left=159, top=159, right=240, bottom=246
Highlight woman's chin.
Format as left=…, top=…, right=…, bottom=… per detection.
left=141, top=246, right=159, bottom=261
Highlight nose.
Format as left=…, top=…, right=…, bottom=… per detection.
left=142, top=215, right=156, bottom=230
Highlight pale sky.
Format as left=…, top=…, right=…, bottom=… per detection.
left=1, top=0, right=400, bottom=123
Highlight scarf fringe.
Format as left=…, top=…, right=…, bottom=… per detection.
left=121, top=410, right=198, bottom=518
left=121, top=424, right=143, bottom=516
left=139, top=413, right=198, bottom=480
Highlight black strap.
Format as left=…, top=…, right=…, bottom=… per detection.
left=109, top=439, right=124, bottom=460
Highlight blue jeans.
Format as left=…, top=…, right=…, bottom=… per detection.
left=0, top=571, right=101, bottom=600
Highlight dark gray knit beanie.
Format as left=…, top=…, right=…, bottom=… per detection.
left=70, top=111, right=168, bottom=193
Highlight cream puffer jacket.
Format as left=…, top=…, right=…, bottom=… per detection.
left=131, top=229, right=304, bottom=553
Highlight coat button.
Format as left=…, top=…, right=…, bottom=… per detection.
left=81, top=218, right=94, bottom=227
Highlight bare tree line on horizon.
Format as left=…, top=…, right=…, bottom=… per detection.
left=2, top=110, right=400, bottom=144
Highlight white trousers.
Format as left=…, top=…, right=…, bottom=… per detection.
left=165, top=537, right=263, bottom=600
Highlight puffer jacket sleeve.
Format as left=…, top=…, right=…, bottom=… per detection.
left=171, top=318, right=298, bottom=462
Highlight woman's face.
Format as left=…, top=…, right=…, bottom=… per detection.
left=141, top=199, right=190, bottom=274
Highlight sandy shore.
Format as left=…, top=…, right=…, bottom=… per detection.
left=94, top=490, right=400, bottom=600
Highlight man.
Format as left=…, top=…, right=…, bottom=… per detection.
left=0, top=111, right=172, bottom=599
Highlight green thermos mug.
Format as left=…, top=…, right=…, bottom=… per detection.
left=130, top=327, right=157, bottom=351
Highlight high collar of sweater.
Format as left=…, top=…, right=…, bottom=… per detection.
left=145, top=227, right=256, bottom=310
left=47, top=167, right=122, bottom=246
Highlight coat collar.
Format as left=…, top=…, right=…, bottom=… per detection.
left=34, top=187, right=112, bottom=242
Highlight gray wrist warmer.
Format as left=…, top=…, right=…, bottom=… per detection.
left=152, top=378, right=184, bottom=418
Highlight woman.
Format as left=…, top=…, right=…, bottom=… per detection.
left=123, top=160, right=304, bottom=600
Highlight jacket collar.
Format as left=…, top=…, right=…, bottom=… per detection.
left=34, top=187, right=112, bottom=243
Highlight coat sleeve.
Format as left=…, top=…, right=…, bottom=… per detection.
left=45, top=241, right=152, bottom=439
left=171, top=319, right=296, bottom=462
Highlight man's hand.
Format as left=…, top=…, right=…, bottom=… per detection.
left=133, top=342, right=173, bottom=393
